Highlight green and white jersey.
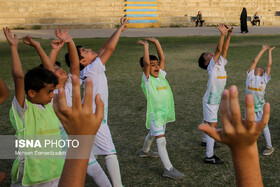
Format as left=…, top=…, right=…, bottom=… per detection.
left=141, top=69, right=175, bottom=129
left=246, top=70, right=271, bottom=112
left=203, top=56, right=227, bottom=105
left=10, top=97, right=64, bottom=186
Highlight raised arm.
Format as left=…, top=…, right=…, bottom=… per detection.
left=56, top=28, right=79, bottom=77
left=213, top=24, right=229, bottom=63
left=146, top=37, right=165, bottom=70
left=199, top=85, right=269, bottom=187
left=221, top=25, right=233, bottom=59
left=23, top=36, right=55, bottom=72
left=137, top=40, right=150, bottom=79
left=49, top=39, right=65, bottom=66
left=98, top=17, right=128, bottom=58
left=249, top=45, right=269, bottom=73
left=3, top=27, right=25, bottom=107
left=266, top=46, right=275, bottom=76
left=0, top=78, right=9, bottom=104
left=99, top=17, right=128, bottom=64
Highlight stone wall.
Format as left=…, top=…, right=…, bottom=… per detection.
left=0, top=0, right=280, bottom=29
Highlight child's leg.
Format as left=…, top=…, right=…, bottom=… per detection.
left=151, top=123, right=172, bottom=170
left=142, top=132, right=155, bottom=152
left=93, top=123, right=123, bottom=187
left=87, top=154, right=112, bottom=187
left=105, top=154, right=122, bottom=187
left=205, top=122, right=217, bottom=157
left=263, top=125, right=272, bottom=147
left=156, top=135, right=173, bottom=170
left=201, top=129, right=207, bottom=143
left=206, top=134, right=215, bottom=157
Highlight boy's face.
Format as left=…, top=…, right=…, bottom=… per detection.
left=203, top=52, right=214, bottom=66
left=150, top=60, right=160, bottom=78
left=29, top=83, right=56, bottom=105
left=79, top=47, right=97, bottom=67
left=255, top=67, right=264, bottom=76
left=54, top=64, right=67, bottom=85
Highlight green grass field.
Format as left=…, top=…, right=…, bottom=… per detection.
left=0, top=35, right=280, bottom=186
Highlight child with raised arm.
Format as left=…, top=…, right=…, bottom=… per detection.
left=198, top=24, right=232, bottom=164
left=4, top=27, right=64, bottom=186
left=138, top=37, right=185, bottom=180
left=246, top=45, right=275, bottom=155
left=55, top=29, right=112, bottom=186
left=64, top=17, right=128, bottom=187
left=199, top=85, right=270, bottom=187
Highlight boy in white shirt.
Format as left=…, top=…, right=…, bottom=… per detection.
left=138, top=37, right=185, bottom=179
left=198, top=24, right=232, bottom=164
left=64, top=17, right=128, bottom=187
left=246, top=45, right=275, bottom=156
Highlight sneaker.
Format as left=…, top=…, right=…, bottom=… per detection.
left=203, top=155, right=224, bottom=164
left=200, top=141, right=220, bottom=148
left=138, top=150, right=159, bottom=158
left=162, top=167, right=185, bottom=180
left=262, top=146, right=274, bottom=156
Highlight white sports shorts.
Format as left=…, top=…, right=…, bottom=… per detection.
left=149, top=116, right=166, bottom=136
left=203, top=102, right=219, bottom=123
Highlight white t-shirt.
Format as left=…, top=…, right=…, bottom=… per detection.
left=246, top=70, right=270, bottom=112
left=203, top=56, right=227, bottom=105
left=80, top=57, right=108, bottom=124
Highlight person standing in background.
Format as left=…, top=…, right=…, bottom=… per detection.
left=240, top=7, right=248, bottom=33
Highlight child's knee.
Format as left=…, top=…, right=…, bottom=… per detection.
left=156, top=136, right=166, bottom=146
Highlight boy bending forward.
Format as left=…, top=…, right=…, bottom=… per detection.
left=138, top=38, right=184, bottom=180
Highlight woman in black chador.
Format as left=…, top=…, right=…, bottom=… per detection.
left=240, top=7, right=248, bottom=33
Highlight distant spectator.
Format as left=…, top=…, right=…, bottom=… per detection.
left=196, top=11, right=205, bottom=27
left=251, top=12, right=261, bottom=26
left=240, top=7, right=248, bottom=33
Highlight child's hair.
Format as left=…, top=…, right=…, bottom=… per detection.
left=38, top=61, right=61, bottom=68
left=256, top=67, right=265, bottom=72
left=24, top=67, right=58, bottom=95
left=198, top=52, right=207, bottom=70
left=139, top=55, right=159, bottom=68
left=65, top=45, right=85, bottom=71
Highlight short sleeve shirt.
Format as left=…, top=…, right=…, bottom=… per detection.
left=246, top=70, right=270, bottom=112
left=203, top=56, right=227, bottom=104
left=80, top=57, right=108, bottom=124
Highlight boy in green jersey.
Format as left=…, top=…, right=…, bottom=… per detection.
left=4, top=27, right=64, bottom=186
left=137, top=38, right=184, bottom=180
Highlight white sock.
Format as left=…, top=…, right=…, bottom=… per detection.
left=142, top=133, right=155, bottom=152
left=263, top=126, right=272, bottom=147
left=206, top=135, right=215, bottom=158
left=105, top=155, right=123, bottom=187
left=87, top=161, right=112, bottom=187
left=202, top=131, right=206, bottom=143
left=156, top=137, right=173, bottom=171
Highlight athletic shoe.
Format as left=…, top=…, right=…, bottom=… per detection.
left=138, top=150, right=159, bottom=158
left=262, top=146, right=274, bottom=156
left=162, top=167, right=185, bottom=180
left=203, top=155, right=224, bottom=164
left=200, top=141, right=220, bottom=148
